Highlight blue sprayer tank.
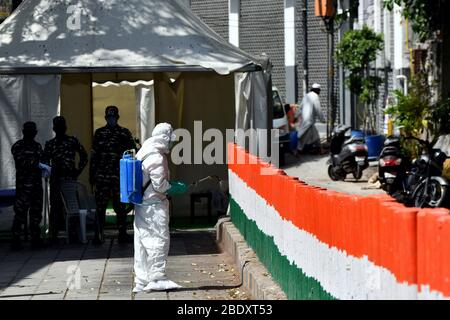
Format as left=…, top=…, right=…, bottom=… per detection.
left=120, top=151, right=143, bottom=204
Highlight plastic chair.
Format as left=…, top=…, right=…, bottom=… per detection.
left=76, top=182, right=96, bottom=225
left=59, top=181, right=93, bottom=244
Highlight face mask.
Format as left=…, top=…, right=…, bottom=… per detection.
left=23, top=129, right=37, bottom=141
left=106, top=117, right=118, bottom=127
left=54, top=125, right=67, bottom=136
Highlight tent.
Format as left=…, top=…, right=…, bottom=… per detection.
left=0, top=0, right=271, bottom=216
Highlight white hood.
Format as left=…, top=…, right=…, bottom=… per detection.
left=136, top=123, right=175, bottom=203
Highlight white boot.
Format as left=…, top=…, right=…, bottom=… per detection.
left=144, top=279, right=182, bottom=292
left=133, top=283, right=146, bottom=293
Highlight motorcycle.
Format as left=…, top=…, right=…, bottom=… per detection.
left=327, top=125, right=369, bottom=181
left=378, top=136, right=449, bottom=208
left=409, top=138, right=449, bottom=208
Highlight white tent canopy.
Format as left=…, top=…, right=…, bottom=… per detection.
left=0, top=0, right=271, bottom=216
left=0, top=0, right=259, bottom=75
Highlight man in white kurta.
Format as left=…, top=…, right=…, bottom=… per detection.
left=295, top=83, right=325, bottom=152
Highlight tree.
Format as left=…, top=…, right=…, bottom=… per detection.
left=335, top=25, right=384, bottom=133
left=384, top=0, right=446, bottom=42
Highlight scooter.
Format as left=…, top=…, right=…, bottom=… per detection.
left=378, top=136, right=410, bottom=199
left=327, top=125, right=369, bottom=181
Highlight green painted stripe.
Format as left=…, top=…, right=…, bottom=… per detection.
left=230, top=198, right=336, bottom=300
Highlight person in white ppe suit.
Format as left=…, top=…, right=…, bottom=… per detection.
left=133, top=123, right=181, bottom=293
left=294, top=83, right=325, bottom=153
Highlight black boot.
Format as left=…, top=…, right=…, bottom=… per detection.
left=92, top=234, right=104, bottom=246
left=31, top=237, right=44, bottom=250
left=118, top=229, right=133, bottom=244
left=92, top=211, right=105, bottom=246
left=11, top=236, right=23, bottom=251
left=48, top=235, right=60, bottom=246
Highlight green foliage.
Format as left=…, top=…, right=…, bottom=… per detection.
left=383, top=0, right=445, bottom=42
left=385, top=73, right=431, bottom=137
left=385, top=72, right=450, bottom=157
left=336, top=25, right=384, bottom=132
left=431, top=98, right=450, bottom=135
left=336, top=25, right=384, bottom=73
left=335, top=25, right=384, bottom=102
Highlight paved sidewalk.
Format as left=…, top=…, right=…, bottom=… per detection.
left=283, top=154, right=385, bottom=196
left=0, top=230, right=249, bottom=300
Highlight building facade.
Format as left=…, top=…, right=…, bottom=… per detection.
left=3, top=0, right=413, bottom=132
left=185, top=0, right=335, bottom=121
left=348, top=0, right=413, bottom=132
left=185, top=0, right=414, bottom=133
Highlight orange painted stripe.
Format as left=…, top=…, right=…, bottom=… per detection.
left=227, top=143, right=450, bottom=293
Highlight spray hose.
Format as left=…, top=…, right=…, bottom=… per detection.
left=123, top=150, right=226, bottom=206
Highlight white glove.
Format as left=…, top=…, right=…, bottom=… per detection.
left=39, top=163, right=52, bottom=178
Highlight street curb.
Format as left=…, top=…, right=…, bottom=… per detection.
left=216, top=218, right=287, bottom=300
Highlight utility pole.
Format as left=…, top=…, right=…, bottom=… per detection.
left=316, top=0, right=337, bottom=140
left=302, top=0, right=308, bottom=97
left=326, top=18, right=336, bottom=140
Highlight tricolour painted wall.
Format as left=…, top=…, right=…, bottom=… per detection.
left=228, top=143, right=450, bottom=300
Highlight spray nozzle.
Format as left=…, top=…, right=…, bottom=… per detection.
left=123, top=149, right=136, bottom=158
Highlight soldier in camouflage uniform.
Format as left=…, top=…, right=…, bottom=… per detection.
left=43, top=116, right=88, bottom=243
left=90, top=106, right=136, bottom=244
left=11, top=122, right=47, bottom=250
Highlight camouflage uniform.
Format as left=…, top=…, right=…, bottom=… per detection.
left=11, top=139, right=43, bottom=242
left=43, top=134, right=88, bottom=240
left=90, top=116, right=136, bottom=239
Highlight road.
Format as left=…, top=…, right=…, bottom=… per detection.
left=282, top=153, right=385, bottom=197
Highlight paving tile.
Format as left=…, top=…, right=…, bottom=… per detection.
left=0, top=230, right=248, bottom=300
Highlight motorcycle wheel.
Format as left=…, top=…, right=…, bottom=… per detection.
left=352, top=166, right=363, bottom=181
left=412, top=178, right=448, bottom=208
left=328, top=165, right=341, bottom=181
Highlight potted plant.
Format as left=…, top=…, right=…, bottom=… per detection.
left=336, top=25, right=385, bottom=159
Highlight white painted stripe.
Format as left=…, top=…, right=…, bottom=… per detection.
left=229, top=170, right=448, bottom=300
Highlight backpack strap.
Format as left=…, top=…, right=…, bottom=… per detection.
left=143, top=179, right=152, bottom=193
left=141, top=152, right=153, bottom=194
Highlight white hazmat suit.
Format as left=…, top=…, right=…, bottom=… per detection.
left=295, top=88, right=325, bottom=151
left=133, top=123, right=181, bottom=293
